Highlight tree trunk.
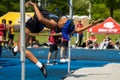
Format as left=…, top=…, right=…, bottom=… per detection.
left=110, top=7, right=113, bottom=18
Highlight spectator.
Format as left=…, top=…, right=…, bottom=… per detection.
left=85, top=33, right=97, bottom=49
left=1, top=19, right=7, bottom=40
left=0, top=19, right=7, bottom=40
left=47, top=29, right=61, bottom=65
left=0, top=24, right=4, bottom=40
left=75, top=20, right=84, bottom=47
left=27, top=35, right=40, bottom=48
left=99, top=34, right=113, bottom=49
left=60, top=37, right=69, bottom=62
left=0, top=19, right=6, bottom=48
left=107, top=38, right=115, bottom=49
left=115, top=38, right=120, bottom=49
left=7, top=20, right=15, bottom=49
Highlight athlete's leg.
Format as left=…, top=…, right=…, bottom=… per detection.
left=17, top=28, right=47, bottom=78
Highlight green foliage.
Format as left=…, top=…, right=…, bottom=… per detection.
left=90, top=0, right=105, bottom=4
left=73, top=0, right=88, bottom=15
left=0, top=5, right=8, bottom=16
left=92, top=3, right=109, bottom=20
left=105, top=0, right=117, bottom=9
left=10, top=2, right=20, bottom=11
left=105, top=0, right=120, bottom=17
left=114, top=9, right=120, bottom=22
left=0, top=0, right=20, bottom=16
left=46, top=0, right=69, bottom=16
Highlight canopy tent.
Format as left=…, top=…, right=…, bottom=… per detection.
left=88, top=17, right=120, bottom=34
left=0, top=12, right=34, bottom=25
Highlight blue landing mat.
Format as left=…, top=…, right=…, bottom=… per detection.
left=1, top=48, right=120, bottom=80
left=0, top=58, right=117, bottom=80
left=1, top=48, right=120, bottom=61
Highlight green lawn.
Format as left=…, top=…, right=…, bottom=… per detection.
left=14, top=32, right=48, bottom=44
left=14, top=31, right=120, bottom=45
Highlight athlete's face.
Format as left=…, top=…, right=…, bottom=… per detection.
left=58, top=18, right=68, bottom=28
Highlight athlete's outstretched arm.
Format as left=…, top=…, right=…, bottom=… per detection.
left=74, top=19, right=102, bottom=33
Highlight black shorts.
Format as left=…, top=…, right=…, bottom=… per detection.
left=26, top=18, right=44, bottom=33
left=49, top=44, right=58, bottom=53
left=3, top=30, right=6, bottom=38
left=25, top=9, right=51, bottom=33
left=61, top=41, right=68, bottom=47
left=8, top=34, right=14, bottom=40
left=88, top=40, right=93, bottom=44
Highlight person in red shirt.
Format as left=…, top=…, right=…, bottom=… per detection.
left=75, top=20, right=84, bottom=47
left=0, top=19, right=7, bottom=57
left=0, top=19, right=6, bottom=40
left=0, top=26, right=4, bottom=40
left=47, top=29, right=61, bottom=65
left=85, top=33, right=97, bottom=49
left=1, top=19, right=7, bottom=40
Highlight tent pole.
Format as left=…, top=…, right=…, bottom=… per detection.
left=68, top=0, right=73, bottom=73
left=20, top=0, right=26, bottom=80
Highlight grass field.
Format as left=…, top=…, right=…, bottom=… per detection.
left=13, top=31, right=120, bottom=45
left=13, top=32, right=48, bottom=44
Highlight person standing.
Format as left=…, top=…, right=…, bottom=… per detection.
left=1, top=19, right=7, bottom=40
left=60, top=37, right=69, bottom=63
left=7, top=20, right=15, bottom=49
left=0, top=19, right=5, bottom=40
left=47, top=29, right=61, bottom=65
left=75, top=20, right=84, bottom=47
left=0, top=19, right=7, bottom=47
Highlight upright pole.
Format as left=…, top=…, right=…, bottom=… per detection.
left=20, top=0, right=25, bottom=80
left=88, top=1, right=91, bottom=20
left=38, top=0, right=42, bottom=7
left=68, top=0, right=73, bottom=73
left=87, top=1, right=91, bottom=39
left=69, top=0, right=73, bottom=19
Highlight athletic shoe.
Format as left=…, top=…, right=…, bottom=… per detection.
left=46, top=62, right=54, bottom=65
left=60, top=58, right=66, bottom=63
left=93, top=47, right=96, bottom=49
left=8, top=45, right=12, bottom=50
left=11, top=47, right=17, bottom=56
left=84, top=47, right=89, bottom=49
left=65, top=58, right=70, bottom=62
left=40, top=64, right=47, bottom=78
left=4, top=43, right=8, bottom=49
left=52, top=61, right=58, bottom=65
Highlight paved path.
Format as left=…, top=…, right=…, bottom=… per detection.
left=64, top=63, right=120, bottom=80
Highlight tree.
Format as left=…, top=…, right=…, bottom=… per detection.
left=0, top=0, right=20, bottom=16
left=105, top=0, right=120, bottom=18
left=46, top=0, right=69, bottom=16
left=73, top=0, right=89, bottom=16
